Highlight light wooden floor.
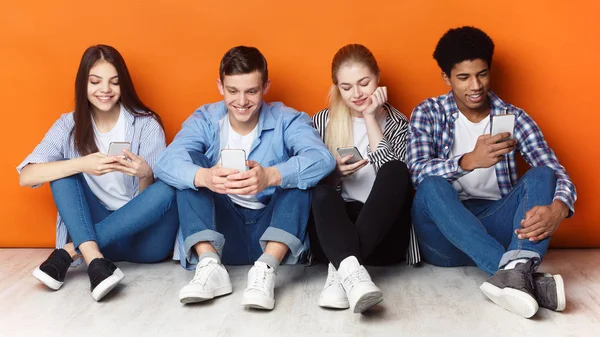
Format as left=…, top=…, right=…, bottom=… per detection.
left=1, top=249, right=599, bottom=337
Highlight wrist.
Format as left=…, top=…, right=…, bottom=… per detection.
left=551, top=200, right=569, bottom=219
left=459, top=153, right=476, bottom=171
left=72, top=157, right=86, bottom=174
left=195, top=168, right=208, bottom=188
left=363, top=112, right=377, bottom=119
left=140, top=171, right=154, bottom=181
left=266, top=167, right=282, bottom=187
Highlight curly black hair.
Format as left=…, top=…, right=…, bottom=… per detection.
left=433, top=26, right=495, bottom=76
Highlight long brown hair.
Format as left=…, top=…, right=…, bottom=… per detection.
left=72, top=45, right=164, bottom=155
left=325, top=44, right=380, bottom=156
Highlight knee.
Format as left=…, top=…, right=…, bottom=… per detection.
left=188, top=150, right=211, bottom=167
left=525, top=166, right=557, bottom=186
left=413, top=176, right=453, bottom=209
left=377, top=160, right=411, bottom=190
left=281, top=187, right=311, bottom=207
left=310, top=184, right=337, bottom=208
left=49, top=174, right=79, bottom=189
left=379, top=160, right=409, bottom=177
left=151, top=180, right=176, bottom=199
left=416, top=176, right=450, bottom=196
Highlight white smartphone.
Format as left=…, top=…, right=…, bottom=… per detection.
left=107, top=142, right=131, bottom=156
left=221, top=149, right=247, bottom=172
left=336, top=146, right=364, bottom=164
left=491, top=114, right=516, bottom=138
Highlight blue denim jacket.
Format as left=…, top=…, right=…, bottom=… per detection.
left=155, top=101, right=335, bottom=202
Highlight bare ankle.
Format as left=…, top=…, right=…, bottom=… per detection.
left=62, top=243, right=81, bottom=260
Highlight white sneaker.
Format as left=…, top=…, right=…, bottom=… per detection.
left=338, top=256, right=383, bottom=313
left=318, top=263, right=350, bottom=309
left=241, top=261, right=276, bottom=310
left=179, top=257, right=232, bottom=304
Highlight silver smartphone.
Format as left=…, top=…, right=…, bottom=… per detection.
left=107, top=142, right=131, bottom=156
left=221, top=149, right=247, bottom=172
left=336, top=146, right=364, bottom=164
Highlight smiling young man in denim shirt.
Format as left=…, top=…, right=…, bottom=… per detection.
left=154, top=46, right=335, bottom=310
left=407, top=27, right=577, bottom=318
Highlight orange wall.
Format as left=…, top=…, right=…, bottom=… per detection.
left=2, top=1, right=599, bottom=247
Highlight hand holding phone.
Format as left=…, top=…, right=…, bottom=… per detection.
left=107, top=142, right=131, bottom=156
left=336, top=146, right=369, bottom=177
left=336, top=146, right=364, bottom=165
left=461, top=115, right=517, bottom=171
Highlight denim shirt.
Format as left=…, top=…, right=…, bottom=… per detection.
left=154, top=101, right=336, bottom=201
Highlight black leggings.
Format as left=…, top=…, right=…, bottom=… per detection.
left=308, top=160, right=412, bottom=269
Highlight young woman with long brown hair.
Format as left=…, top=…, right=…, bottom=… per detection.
left=17, top=45, right=178, bottom=301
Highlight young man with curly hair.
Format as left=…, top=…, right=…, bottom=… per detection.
left=407, top=26, right=577, bottom=318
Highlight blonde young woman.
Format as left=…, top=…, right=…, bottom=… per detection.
left=310, top=44, right=417, bottom=313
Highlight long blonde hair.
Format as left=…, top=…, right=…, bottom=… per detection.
left=325, top=44, right=380, bottom=156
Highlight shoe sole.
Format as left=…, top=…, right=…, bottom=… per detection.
left=553, top=274, right=566, bottom=311
left=480, top=282, right=539, bottom=318
left=318, top=297, right=350, bottom=309
left=91, top=268, right=125, bottom=301
left=179, top=284, right=233, bottom=304
left=352, top=291, right=383, bottom=313
left=32, top=267, right=63, bottom=290
left=241, top=296, right=275, bottom=310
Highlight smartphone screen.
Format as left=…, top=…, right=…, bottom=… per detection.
left=491, top=114, right=516, bottom=138
left=107, top=142, right=131, bottom=156
left=221, top=149, right=247, bottom=172
left=336, top=146, right=364, bottom=164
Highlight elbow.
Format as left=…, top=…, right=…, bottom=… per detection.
left=19, top=174, right=32, bottom=187
left=324, top=152, right=336, bottom=172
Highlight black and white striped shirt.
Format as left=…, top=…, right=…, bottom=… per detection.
left=313, top=103, right=409, bottom=171
left=311, top=103, right=421, bottom=265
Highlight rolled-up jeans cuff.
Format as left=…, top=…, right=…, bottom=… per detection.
left=184, top=229, right=225, bottom=265
left=260, top=227, right=306, bottom=265
left=499, top=250, right=541, bottom=269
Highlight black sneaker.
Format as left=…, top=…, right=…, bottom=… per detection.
left=87, top=258, right=125, bottom=301
left=32, top=249, right=73, bottom=290
left=534, top=272, right=566, bottom=311
left=479, top=258, right=540, bottom=318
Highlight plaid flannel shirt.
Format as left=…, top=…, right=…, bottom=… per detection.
left=407, top=90, right=576, bottom=216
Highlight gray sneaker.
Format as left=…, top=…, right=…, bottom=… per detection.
left=533, top=273, right=566, bottom=312
left=480, top=258, right=540, bottom=318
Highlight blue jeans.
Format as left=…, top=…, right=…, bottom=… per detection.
left=50, top=174, right=179, bottom=263
left=177, top=152, right=310, bottom=266
left=412, top=166, right=557, bottom=275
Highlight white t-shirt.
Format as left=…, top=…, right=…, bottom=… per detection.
left=219, top=115, right=265, bottom=210
left=340, top=115, right=386, bottom=203
left=83, top=107, right=132, bottom=210
left=449, top=112, right=502, bottom=201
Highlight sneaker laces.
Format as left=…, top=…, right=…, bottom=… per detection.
left=324, top=265, right=342, bottom=288
left=189, top=260, right=217, bottom=286
left=248, top=265, right=271, bottom=294
left=344, top=267, right=371, bottom=290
